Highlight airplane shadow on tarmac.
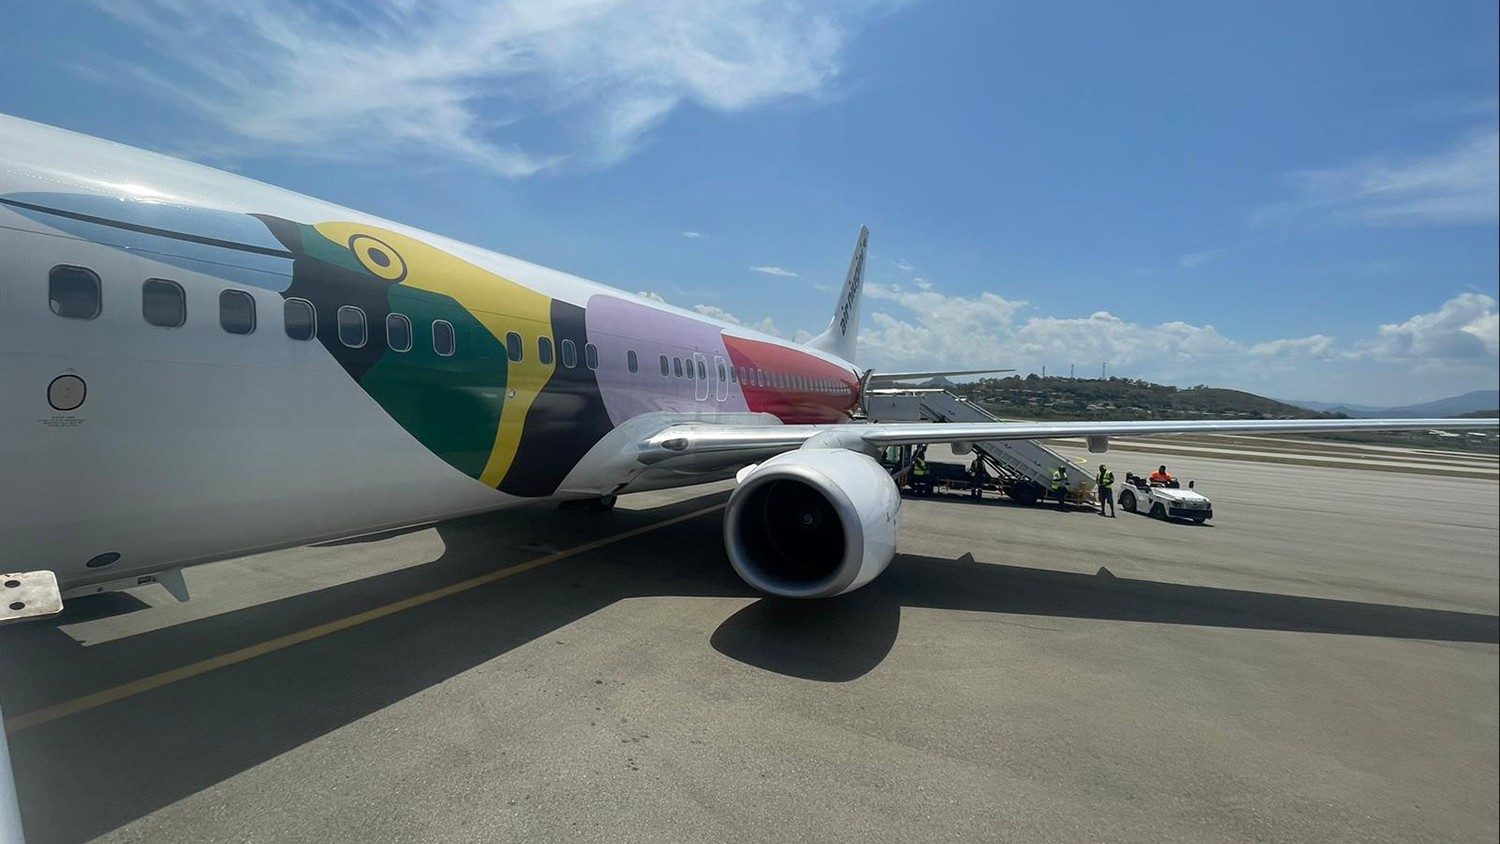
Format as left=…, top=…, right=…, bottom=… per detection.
left=2, top=490, right=1496, bottom=843
left=711, top=552, right=1498, bottom=682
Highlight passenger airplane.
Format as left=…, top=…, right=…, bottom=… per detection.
left=1, top=114, right=1492, bottom=605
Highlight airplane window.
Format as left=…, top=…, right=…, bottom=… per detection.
left=729, top=366, right=737, bottom=383
left=219, top=289, right=256, bottom=335
left=696, top=359, right=706, bottom=380
left=142, top=278, right=185, bottom=328
left=506, top=331, right=523, bottom=362
left=718, top=362, right=727, bottom=383
left=561, top=339, right=577, bottom=368
left=627, top=350, right=638, bottom=373
left=538, top=336, right=554, bottom=365
left=686, top=359, right=695, bottom=379
left=673, top=358, right=683, bottom=377
left=432, top=320, right=455, bottom=356
left=49, top=265, right=101, bottom=319
left=585, top=343, right=599, bottom=370
left=659, top=355, right=669, bottom=376
left=756, top=369, right=765, bottom=387
left=337, top=305, right=366, bottom=348
left=387, top=313, right=413, bottom=352
left=284, top=298, right=316, bottom=340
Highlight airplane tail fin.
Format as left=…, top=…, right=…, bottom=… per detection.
left=806, top=225, right=868, bottom=363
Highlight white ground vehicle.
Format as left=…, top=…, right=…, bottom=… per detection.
left=1117, top=473, right=1213, bottom=523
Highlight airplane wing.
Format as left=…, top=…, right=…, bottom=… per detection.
left=639, top=417, right=1498, bottom=461
left=866, top=368, right=1015, bottom=385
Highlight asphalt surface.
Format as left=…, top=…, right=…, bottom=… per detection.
left=2, top=443, right=1496, bottom=843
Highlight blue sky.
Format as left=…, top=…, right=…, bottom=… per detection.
left=5, top=0, right=1497, bottom=404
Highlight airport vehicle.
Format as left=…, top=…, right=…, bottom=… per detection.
left=1118, top=473, right=1213, bottom=523
left=1, top=113, right=1492, bottom=615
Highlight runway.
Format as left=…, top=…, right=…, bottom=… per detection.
left=2, top=442, right=1496, bottom=842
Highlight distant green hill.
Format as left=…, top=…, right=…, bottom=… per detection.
left=940, top=375, right=1338, bottom=421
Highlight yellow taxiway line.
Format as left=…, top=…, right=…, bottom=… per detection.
left=5, top=502, right=727, bottom=735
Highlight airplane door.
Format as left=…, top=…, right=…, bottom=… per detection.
left=692, top=352, right=709, bottom=401
left=713, top=356, right=729, bottom=402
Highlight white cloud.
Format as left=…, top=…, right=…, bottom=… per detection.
left=679, top=231, right=703, bottom=239
left=1178, top=249, right=1226, bottom=268
left=1257, top=130, right=1500, bottom=227
left=693, top=304, right=783, bottom=336
left=750, top=266, right=799, bottom=277
left=98, top=0, right=887, bottom=176
left=855, top=280, right=1499, bottom=404
left=891, top=258, right=915, bottom=273
left=1361, top=292, right=1499, bottom=361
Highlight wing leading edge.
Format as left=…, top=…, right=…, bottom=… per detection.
left=640, top=417, right=1498, bottom=463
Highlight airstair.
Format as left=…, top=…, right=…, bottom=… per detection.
left=865, top=389, right=1096, bottom=504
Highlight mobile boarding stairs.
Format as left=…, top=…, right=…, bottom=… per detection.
left=864, top=388, right=1096, bottom=505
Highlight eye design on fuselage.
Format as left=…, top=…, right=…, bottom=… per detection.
left=348, top=233, right=407, bottom=282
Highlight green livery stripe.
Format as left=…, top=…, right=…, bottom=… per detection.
left=359, top=285, right=507, bottom=479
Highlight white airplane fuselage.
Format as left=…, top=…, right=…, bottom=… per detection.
left=0, top=116, right=862, bottom=595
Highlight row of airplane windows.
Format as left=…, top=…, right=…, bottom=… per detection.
left=44, top=264, right=848, bottom=394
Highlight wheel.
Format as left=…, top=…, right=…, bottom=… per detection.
left=1120, top=491, right=1137, bottom=513
left=1149, top=503, right=1166, bottom=520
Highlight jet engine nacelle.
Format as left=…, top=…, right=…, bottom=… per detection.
left=724, top=448, right=901, bottom=599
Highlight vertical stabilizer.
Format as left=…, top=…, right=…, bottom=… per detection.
left=807, top=225, right=868, bottom=363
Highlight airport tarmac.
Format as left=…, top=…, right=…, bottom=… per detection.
left=2, top=443, right=1496, bottom=843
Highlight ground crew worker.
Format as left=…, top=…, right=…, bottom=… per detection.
left=1149, top=464, right=1173, bottom=485
left=912, top=454, right=931, bottom=495
left=1050, top=465, right=1068, bottom=508
left=969, top=455, right=989, bottom=499
left=1096, top=463, right=1115, bottom=517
